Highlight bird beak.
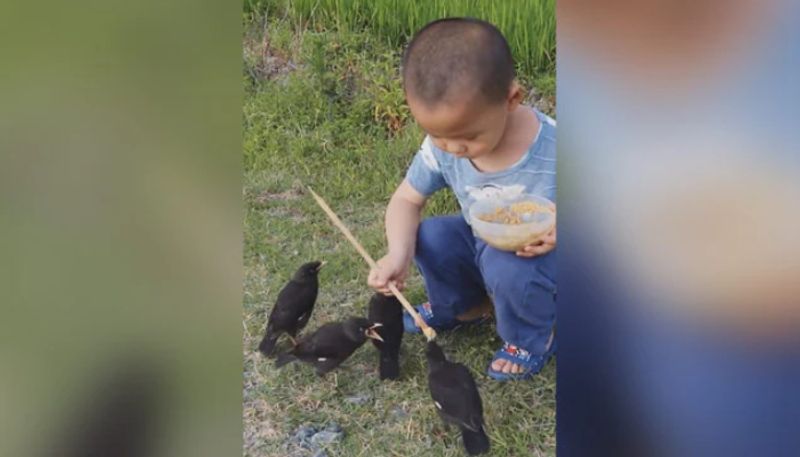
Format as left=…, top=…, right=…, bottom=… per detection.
left=365, top=323, right=384, bottom=342
left=316, top=261, right=327, bottom=272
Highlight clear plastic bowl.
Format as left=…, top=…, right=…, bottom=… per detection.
left=468, top=194, right=556, bottom=252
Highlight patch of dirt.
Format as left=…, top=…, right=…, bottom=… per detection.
left=270, top=207, right=306, bottom=224
left=243, top=397, right=282, bottom=453
left=244, top=24, right=299, bottom=82
left=253, top=188, right=303, bottom=206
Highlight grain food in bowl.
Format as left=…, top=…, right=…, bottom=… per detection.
left=468, top=194, right=555, bottom=252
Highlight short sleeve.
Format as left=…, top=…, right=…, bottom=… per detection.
left=405, top=136, right=447, bottom=196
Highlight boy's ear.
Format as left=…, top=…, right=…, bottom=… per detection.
left=506, top=80, right=524, bottom=111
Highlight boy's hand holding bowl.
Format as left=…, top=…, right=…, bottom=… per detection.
left=468, top=194, right=556, bottom=258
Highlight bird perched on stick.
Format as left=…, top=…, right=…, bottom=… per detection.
left=426, top=341, right=490, bottom=455
left=275, top=317, right=384, bottom=376
left=367, top=293, right=404, bottom=380
left=258, top=261, right=325, bottom=357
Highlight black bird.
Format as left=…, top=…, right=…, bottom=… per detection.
left=275, top=316, right=384, bottom=376
left=367, top=293, right=404, bottom=380
left=258, top=261, right=325, bottom=357
left=426, top=341, right=490, bottom=455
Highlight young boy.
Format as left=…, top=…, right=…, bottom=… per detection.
left=367, top=18, right=556, bottom=381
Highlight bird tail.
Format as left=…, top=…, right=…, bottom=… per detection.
left=274, top=352, right=297, bottom=369
left=461, top=426, right=490, bottom=455
left=378, top=355, right=400, bottom=380
left=258, top=332, right=279, bottom=357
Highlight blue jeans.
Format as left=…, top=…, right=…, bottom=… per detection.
left=414, top=215, right=557, bottom=355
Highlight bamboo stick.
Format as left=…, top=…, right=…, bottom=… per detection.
left=307, top=186, right=437, bottom=341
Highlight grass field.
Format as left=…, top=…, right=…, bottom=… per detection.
left=246, top=0, right=555, bottom=79
left=242, top=9, right=556, bottom=457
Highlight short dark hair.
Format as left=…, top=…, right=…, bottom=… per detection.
left=402, top=18, right=515, bottom=107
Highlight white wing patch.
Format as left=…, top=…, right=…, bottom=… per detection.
left=317, top=357, right=327, bottom=362
left=434, top=401, right=442, bottom=410
left=419, top=137, right=440, bottom=172
left=465, top=184, right=526, bottom=201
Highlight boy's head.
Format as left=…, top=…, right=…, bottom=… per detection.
left=402, top=18, right=523, bottom=159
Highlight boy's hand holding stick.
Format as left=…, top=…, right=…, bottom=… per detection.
left=307, top=186, right=437, bottom=342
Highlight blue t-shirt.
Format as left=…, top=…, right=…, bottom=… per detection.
left=406, top=109, right=556, bottom=221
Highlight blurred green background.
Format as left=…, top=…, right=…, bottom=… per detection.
left=1, top=0, right=243, bottom=456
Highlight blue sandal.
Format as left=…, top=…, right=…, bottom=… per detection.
left=487, top=340, right=556, bottom=381
left=402, top=302, right=491, bottom=334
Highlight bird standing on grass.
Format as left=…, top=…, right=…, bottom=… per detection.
left=258, top=261, right=325, bottom=357
left=275, top=317, right=384, bottom=376
left=367, top=293, right=404, bottom=380
left=426, top=341, right=490, bottom=455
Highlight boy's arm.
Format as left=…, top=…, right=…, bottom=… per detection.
left=386, top=179, right=426, bottom=264
left=368, top=179, right=427, bottom=295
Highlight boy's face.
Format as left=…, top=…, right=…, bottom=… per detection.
left=406, top=84, right=520, bottom=160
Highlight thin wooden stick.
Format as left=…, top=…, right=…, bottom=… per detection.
left=307, top=186, right=437, bottom=341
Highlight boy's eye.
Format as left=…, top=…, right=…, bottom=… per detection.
left=464, top=133, right=479, bottom=141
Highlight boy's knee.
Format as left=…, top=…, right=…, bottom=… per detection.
left=415, top=216, right=469, bottom=256
left=415, top=218, right=455, bottom=269
left=416, top=217, right=455, bottom=250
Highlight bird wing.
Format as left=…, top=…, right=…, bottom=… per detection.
left=291, top=323, right=360, bottom=375
left=294, top=311, right=311, bottom=333
left=311, top=356, right=344, bottom=375
left=429, top=362, right=484, bottom=432
left=269, top=280, right=318, bottom=329
left=293, top=323, right=346, bottom=359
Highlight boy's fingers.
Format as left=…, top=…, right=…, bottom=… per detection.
left=387, top=280, right=406, bottom=294
left=529, top=244, right=554, bottom=255
left=517, top=243, right=554, bottom=257
left=522, top=242, right=548, bottom=253
left=368, top=269, right=407, bottom=296
left=523, top=231, right=556, bottom=252
left=373, top=267, right=389, bottom=280
left=368, top=270, right=387, bottom=289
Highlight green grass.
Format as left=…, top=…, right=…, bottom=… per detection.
left=243, top=12, right=555, bottom=457
left=246, top=0, right=555, bottom=81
